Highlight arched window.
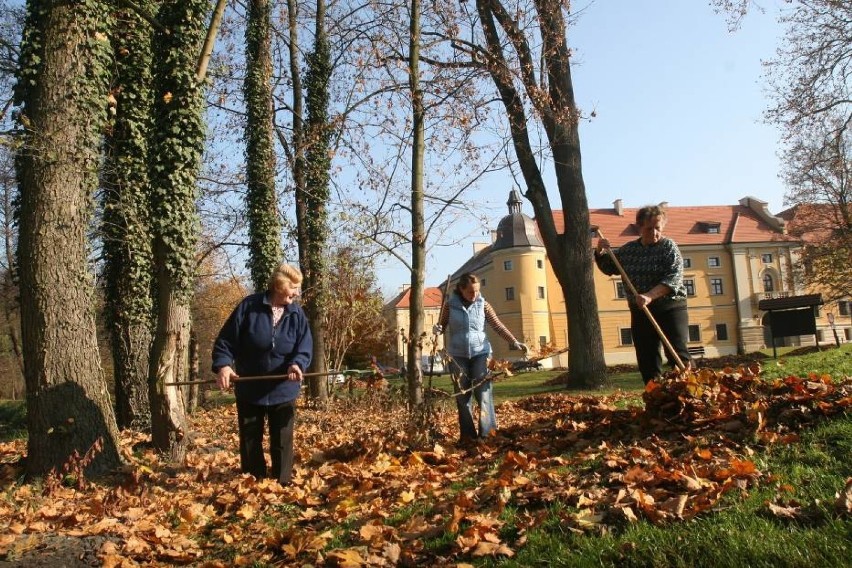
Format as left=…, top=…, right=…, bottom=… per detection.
left=763, top=272, right=774, bottom=292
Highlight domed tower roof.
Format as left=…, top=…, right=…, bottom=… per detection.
left=493, top=189, right=543, bottom=250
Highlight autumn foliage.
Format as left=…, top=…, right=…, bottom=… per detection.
left=1, top=365, right=850, bottom=566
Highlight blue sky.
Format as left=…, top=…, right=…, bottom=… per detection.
left=378, top=0, right=790, bottom=298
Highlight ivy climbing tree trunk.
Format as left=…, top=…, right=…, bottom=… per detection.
left=298, top=0, right=331, bottom=401
left=102, top=0, right=155, bottom=431
left=14, top=0, right=121, bottom=477
left=244, top=0, right=281, bottom=291
left=147, top=0, right=209, bottom=461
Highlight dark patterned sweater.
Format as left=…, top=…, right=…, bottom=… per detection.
left=595, top=237, right=686, bottom=302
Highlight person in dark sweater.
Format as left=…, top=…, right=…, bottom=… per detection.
left=594, top=205, right=691, bottom=383
left=212, top=263, right=313, bottom=484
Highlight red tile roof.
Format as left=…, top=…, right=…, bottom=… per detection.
left=551, top=203, right=800, bottom=247
left=388, top=286, right=444, bottom=309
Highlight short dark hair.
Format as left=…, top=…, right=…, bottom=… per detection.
left=636, top=205, right=667, bottom=226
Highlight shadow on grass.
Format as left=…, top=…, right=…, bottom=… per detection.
left=0, top=399, right=25, bottom=442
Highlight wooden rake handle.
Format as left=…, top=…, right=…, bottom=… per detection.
left=595, top=228, right=686, bottom=371
left=164, top=369, right=347, bottom=387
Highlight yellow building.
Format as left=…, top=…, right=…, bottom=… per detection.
left=384, top=190, right=852, bottom=368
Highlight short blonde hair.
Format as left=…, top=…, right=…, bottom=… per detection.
left=267, top=263, right=303, bottom=293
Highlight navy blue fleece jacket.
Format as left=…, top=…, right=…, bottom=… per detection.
left=212, top=292, right=313, bottom=405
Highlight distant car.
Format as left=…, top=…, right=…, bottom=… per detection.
left=421, top=355, right=445, bottom=375
left=327, top=373, right=345, bottom=384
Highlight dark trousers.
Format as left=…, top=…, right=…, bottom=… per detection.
left=630, top=298, right=691, bottom=383
left=236, top=399, right=296, bottom=485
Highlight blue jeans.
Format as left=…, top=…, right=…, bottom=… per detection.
left=449, top=354, right=496, bottom=440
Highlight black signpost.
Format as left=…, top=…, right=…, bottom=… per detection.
left=758, top=293, right=824, bottom=359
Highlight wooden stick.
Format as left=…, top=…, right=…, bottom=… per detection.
left=164, top=369, right=347, bottom=387
left=595, top=229, right=687, bottom=371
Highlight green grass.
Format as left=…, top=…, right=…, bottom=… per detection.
left=759, top=343, right=851, bottom=381
left=478, top=414, right=852, bottom=568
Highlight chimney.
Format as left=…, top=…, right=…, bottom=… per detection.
left=613, top=199, right=623, bottom=216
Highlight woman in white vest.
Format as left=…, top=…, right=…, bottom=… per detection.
left=434, top=272, right=528, bottom=444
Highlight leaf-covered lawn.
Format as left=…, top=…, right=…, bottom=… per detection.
left=1, top=361, right=850, bottom=567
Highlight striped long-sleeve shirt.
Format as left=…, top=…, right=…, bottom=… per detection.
left=437, top=296, right=518, bottom=344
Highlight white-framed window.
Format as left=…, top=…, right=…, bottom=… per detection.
left=615, top=281, right=626, bottom=299
left=537, top=286, right=545, bottom=299
left=763, top=273, right=774, bottom=292
left=716, top=323, right=728, bottom=341
left=505, top=287, right=515, bottom=301
left=682, top=257, right=692, bottom=269
left=539, top=336, right=547, bottom=347
left=817, top=330, right=825, bottom=342
left=761, top=253, right=773, bottom=263
left=839, top=300, right=850, bottom=316
left=503, top=260, right=513, bottom=271
left=710, top=277, right=723, bottom=295
left=684, top=278, right=695, bottom=297
left=688, top=325, right=701, bottom=342
left=619, top=328, right=633, bottom=346
left=536, top=259, right=544, bottom=269
left=708, top=256, right=721, bottom=268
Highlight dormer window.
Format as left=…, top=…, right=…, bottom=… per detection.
left=700, top=221, right=721, bottom=234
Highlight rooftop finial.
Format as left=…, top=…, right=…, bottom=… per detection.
left=507, top=188, right=523, bottom=214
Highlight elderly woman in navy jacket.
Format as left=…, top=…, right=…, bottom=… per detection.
left=212, top=263, right=313, bottom=485
left=435, top=272, right=527, bottom=444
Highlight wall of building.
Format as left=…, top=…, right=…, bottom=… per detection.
left=384, top=201, right=850, bottom=369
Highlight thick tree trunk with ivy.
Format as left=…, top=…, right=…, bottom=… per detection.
left=282, top=0, right=323, bottom=396
left=475, top=0, right=607, bottom=388
left=14, top=0, right=121, bottom=476
left=406, top=0, right=425, bottom=406
left=244, top=0, right=281, bottom=291
left=102, top=0, right=155, bottom=431
left=298, top=0, right=331, bottom=401
left=147, top=0, right=209, bottom=460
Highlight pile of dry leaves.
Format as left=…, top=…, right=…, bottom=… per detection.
left=0, top=364, right=850, bottom=566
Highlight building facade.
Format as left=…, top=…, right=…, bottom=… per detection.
left=384, top=190, right=852, bottom=368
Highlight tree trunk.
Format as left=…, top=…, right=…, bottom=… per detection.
left=14, top=0, right=121, bottom=476
left=1, top=163, right=24, bottom=384
left=300, top=0, right=331, bottom=401
left=103, top=0, right=156, bottom=430
left=407, top=0, right=425, bottom=406
left=148, top=278, right=190, bottom=462
left=112, top=323, right=154, bottom=430
left=476, top=0, right=607, bottom=388
left=186, top=328, right=200, bottom=414
left=147, top=0, right=209, bottom=460
left=244, top=0, right=282, bottom=291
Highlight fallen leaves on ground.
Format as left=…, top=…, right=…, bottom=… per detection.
left=0, top=365, right=849, bottom=566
